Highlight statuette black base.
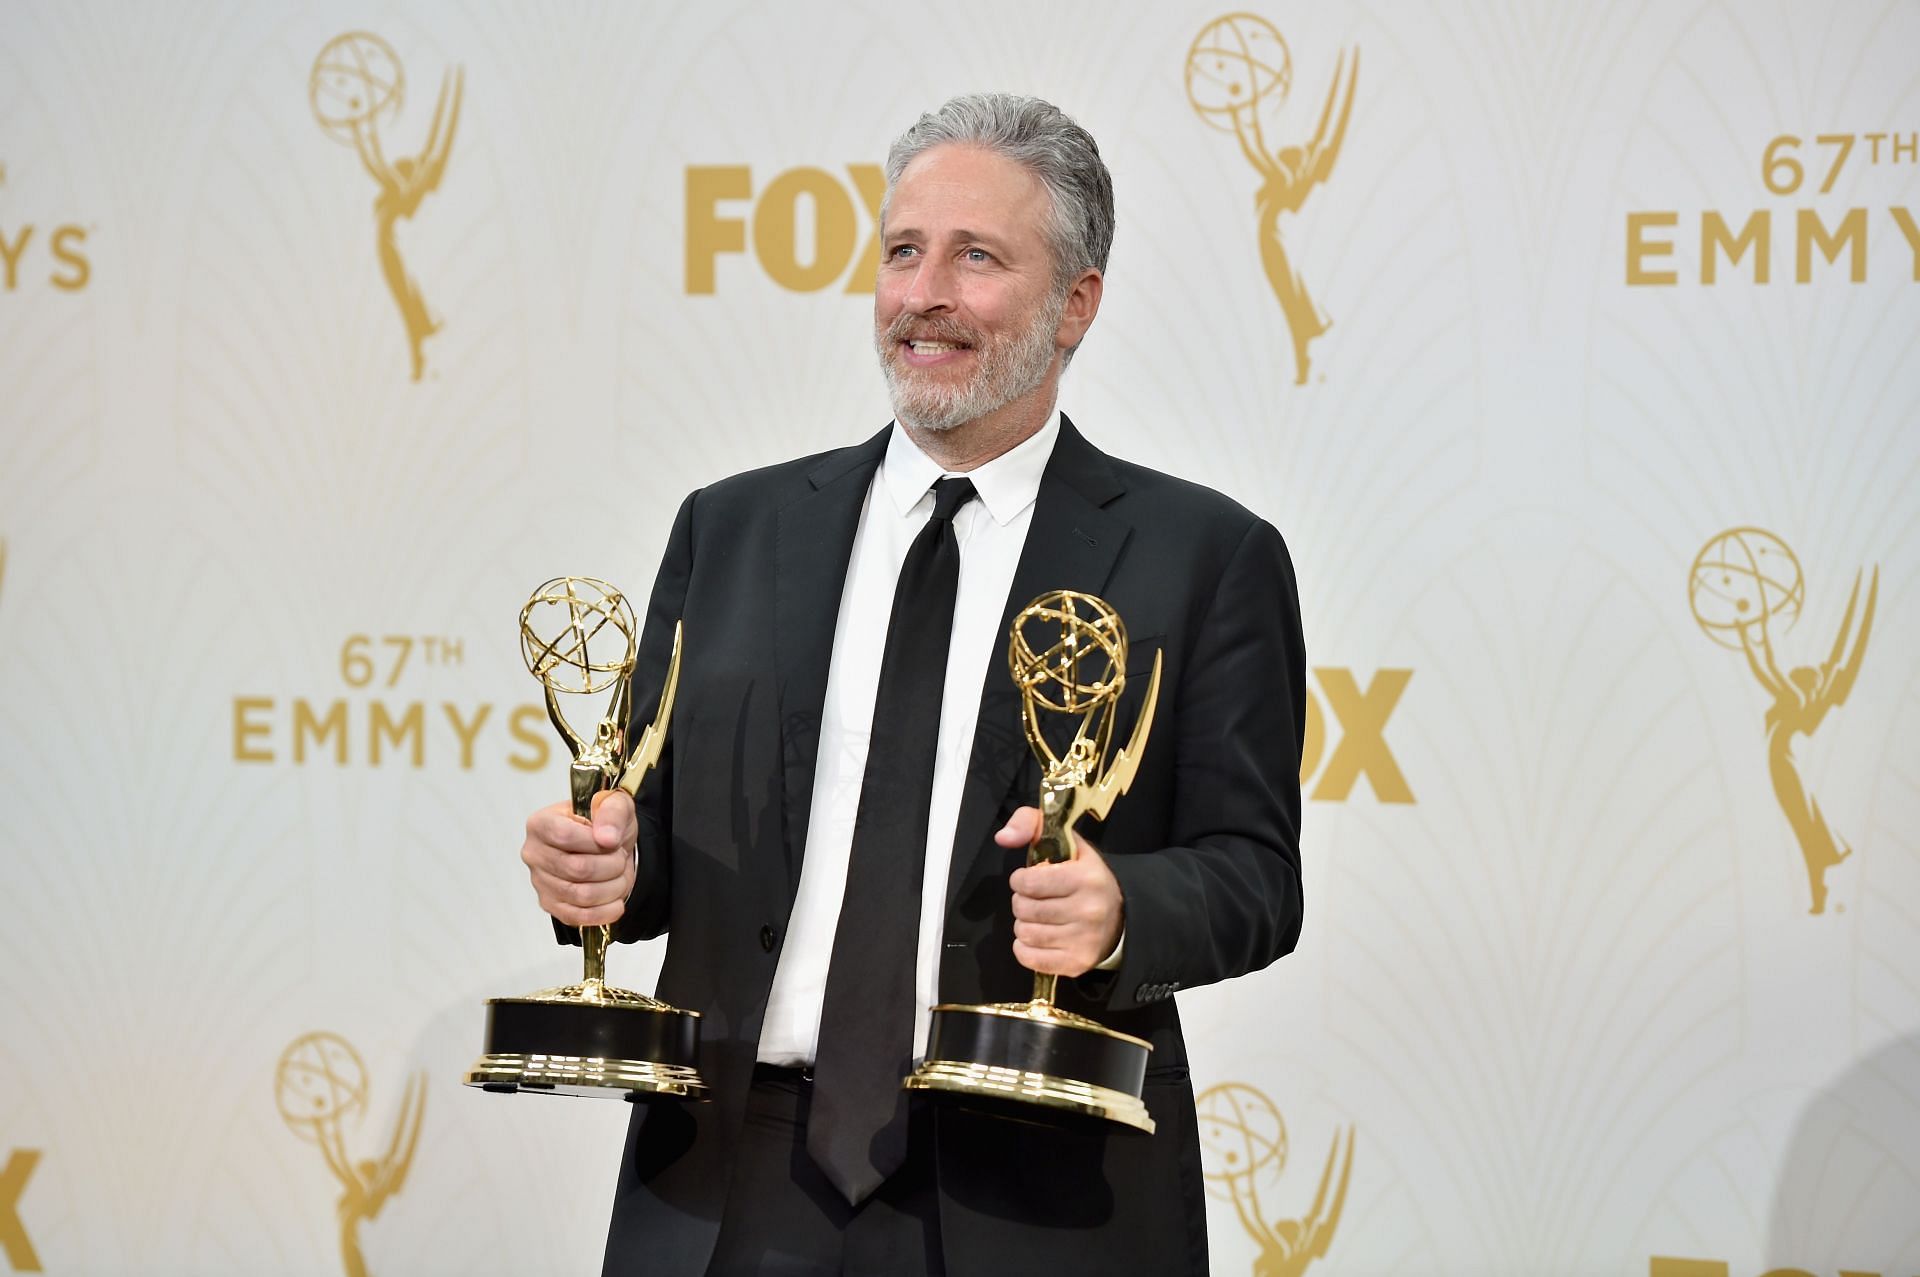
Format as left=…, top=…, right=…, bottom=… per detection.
left=464, top=985, right=705, bottom=1101
left=904, top=1001, right=1154, bottom=1133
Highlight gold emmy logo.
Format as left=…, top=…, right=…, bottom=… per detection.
left=309, top=33, right=463, bottom=382
left=276, top=1032, right=427, bottom=1277
left=1689, top=528, right=1878, bottom=914
left=1187, top=14, right=1359, bottom=385
left=1198, top=1083, right=1355, bottom=1276
left=0, top=1148, right=40, bottom=1273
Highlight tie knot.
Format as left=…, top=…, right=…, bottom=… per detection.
left=928, top=476, right=977, bottom=523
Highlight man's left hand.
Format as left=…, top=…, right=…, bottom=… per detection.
left=1000, top=806, right=1124, bottom=978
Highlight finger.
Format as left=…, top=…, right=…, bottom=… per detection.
left=522, top=817, right=630, bottom=877
left=535, top=861, right=634, bottom=915
left=1010, top=892, right=1098, bottom=925
left=1009, top=858, right=1091, bottom=899
left=534, top=847, right=631, bottom=884
left=546, top=897, right=629, bottom=929
left=1046, top=899, right=1102, bottom=927
left=526, top=801, right=599, bottom=854
left=589, top=788, right=638, bottom=851
left=994, top=806, right=1042, bottom=848
left=534, top=871, right=620, bottom=911
left=1012, top=939, right=1090, bottom=978
left=1012, top=919, right=1077, bottom=948
left=1012, top=937, right=1057, bottom=972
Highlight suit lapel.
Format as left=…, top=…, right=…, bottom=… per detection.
left=774, top=426, right=890, bottom=903
left=945, top=416, right=1131, bottom=917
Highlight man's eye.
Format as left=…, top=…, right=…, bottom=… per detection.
left=889, top=245, right=919, bottom=259
left=965, top=248, right=991, bottom=262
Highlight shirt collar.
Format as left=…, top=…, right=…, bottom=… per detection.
left=880, top=411, right=1060, bottom=527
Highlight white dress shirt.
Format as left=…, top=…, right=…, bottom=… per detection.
left=756, top=413, right=1060, bottom=1065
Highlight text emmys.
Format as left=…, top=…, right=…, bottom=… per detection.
left=231, top=634, right=553, bottom=770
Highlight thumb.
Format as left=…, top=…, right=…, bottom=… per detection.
left=588, top=788, right=635, bottom=850
left=995, top=805, right=1041, bottom=848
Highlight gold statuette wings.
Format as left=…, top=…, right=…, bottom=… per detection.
left=1812, top=567, right=1877, bottom=719
left=618, top=620, right=682, bottom=796
left=1084, top=650, right=1161, bottom=823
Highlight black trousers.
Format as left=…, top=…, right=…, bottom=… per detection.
left=704, top=1067, right=946, bottom=1277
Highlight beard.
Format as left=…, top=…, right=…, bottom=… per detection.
left=874, top=289, right=1065, bottom=433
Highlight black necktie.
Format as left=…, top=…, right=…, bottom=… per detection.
left=807, top=475, right=978, bottom=1205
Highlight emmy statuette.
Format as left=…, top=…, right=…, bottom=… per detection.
left=465, top=577, right=706, bottom=1101
left=905, top=591, right=1161, bottom=1132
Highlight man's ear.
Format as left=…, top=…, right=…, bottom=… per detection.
left=1054, top=269, right=1104, bottom=352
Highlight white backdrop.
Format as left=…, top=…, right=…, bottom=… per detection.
left=2, top=2, right=1918, bottom=1274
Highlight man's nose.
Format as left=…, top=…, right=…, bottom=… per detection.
left=903, top=255, right=957, bottom=313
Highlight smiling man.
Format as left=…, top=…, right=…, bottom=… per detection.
left=873, top=139, right=1096, bottom=467
left=520, top=93, right=1307, bottom=1277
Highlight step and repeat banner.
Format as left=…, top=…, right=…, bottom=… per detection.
left=2, top=1, right=1917, bottom=1274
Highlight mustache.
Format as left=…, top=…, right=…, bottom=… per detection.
left=882, top=313, right=981, bottom=348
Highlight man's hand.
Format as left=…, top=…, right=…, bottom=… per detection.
left=1000, top=806, right=1124, bottom=978
left=522, top=788, right=637, bottom=927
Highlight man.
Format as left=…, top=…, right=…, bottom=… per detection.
left=521, top=93, right=1305, bottom=1276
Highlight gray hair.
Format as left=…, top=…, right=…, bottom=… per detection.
left=882, top=93, right=1114, bottom=295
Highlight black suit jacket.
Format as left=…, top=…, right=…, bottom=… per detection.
left=592, top=417, right=1305, bottom=1276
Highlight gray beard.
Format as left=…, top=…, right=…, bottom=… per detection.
left=876, top=295, right=1064, bottom=433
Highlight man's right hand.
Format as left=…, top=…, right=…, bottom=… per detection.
left=522, top=788, right=638, bottom=927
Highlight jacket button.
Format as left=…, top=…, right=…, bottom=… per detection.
left=759, top=924, right=776, bottom=952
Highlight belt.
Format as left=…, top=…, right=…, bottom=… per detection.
left=751, top=1062, right=814, bottom=1085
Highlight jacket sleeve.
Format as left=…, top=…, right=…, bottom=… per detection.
left=1093, top=515, right=1307, bottom=1010
left=553, top=488, right=699, bottom=947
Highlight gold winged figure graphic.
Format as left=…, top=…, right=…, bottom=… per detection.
left=355, top=70, right=463, bottom=382
left=1236, top=1127, right=1355, bottom=1277
left=1741, top=567, right=1878, bottom=914
left=321, top=1072, right=427, bottom=1277
left=1200, top=1083, right=1357, bottom=1277
left=1189, top=17, right=1359, bottom=386
left=277, top=1032, right=429, bottom=1277
left=310, top=33, right=464, bottom=381
left=1243, top=49, right=1358, bottom=386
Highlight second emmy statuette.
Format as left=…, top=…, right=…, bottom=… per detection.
left=465, top=577, right=706, bottom=1101
left=906, top=590, right=1161, bottom=1132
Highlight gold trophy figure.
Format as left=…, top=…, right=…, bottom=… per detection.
left=465, top=577, right=706, bottom=1099
left=1186, top=15, right=1358, bottom=385
left=906, top=591, right=1162, bottom=1130
left=1197, top=1083, right=1353, bottom=1277
left=309, top=32, right=462, bottom=382
left=1689, top=529, right=1878, bottom=914
left=276, top=1032, right=427, bottom=1277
